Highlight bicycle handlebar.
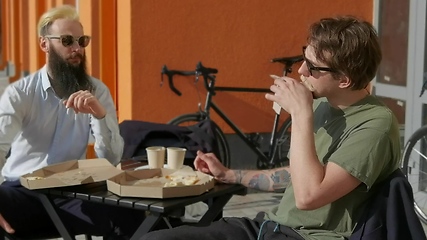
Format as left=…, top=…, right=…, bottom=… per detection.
left=161, top=65, right=197, bottom=96
left=196, top=62, right=218, bottom=75
left=161, top=61, right=216, bottom=96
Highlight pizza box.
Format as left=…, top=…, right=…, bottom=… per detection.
left=106, top=167, right=215, bottom=199
left=20, top=158, right=122, bottom=190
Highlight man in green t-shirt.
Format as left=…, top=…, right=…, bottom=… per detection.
left=141, top=16, right=401, bottom=240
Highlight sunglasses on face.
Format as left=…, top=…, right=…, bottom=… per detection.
left=302, top=46, right=337, bottom=76
left=45, top=35, right=91, bottom=48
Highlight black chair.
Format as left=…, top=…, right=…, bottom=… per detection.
left=350, top=168, right=426, bottom=240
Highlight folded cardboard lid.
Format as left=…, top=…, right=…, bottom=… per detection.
left=107, top=168, right=215, bottom=198
left=20, top=158, right=122, bottom=190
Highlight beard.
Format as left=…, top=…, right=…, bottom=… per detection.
left=48, top=47, right=94, bottom=99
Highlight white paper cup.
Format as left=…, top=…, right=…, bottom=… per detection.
left=146, top=146, right=165, bottom=169
left=166, top=147, right=187, bottom=169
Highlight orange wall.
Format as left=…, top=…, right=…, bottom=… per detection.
left=2, top=0, right=373, bottom=133
left=122, top=0, right=373, bottom=132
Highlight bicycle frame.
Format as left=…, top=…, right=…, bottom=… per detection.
left=162, top=59, right=302, bottom=167
left=202, top=74, right=279, bottom=165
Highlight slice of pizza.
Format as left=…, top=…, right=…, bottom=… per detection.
left=164, top=174, right=200, bottom=187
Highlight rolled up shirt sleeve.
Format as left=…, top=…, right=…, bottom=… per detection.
left=90, top=79, right=124, bottom=166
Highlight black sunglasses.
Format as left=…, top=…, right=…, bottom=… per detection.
left=45, top=35, right=91, bottom=48
left=302, top=46, right=336, bottom=76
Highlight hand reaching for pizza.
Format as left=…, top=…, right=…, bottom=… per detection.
left=194, top=151, right=233, bottom=183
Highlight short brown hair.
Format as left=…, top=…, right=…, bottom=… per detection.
left=307, top=16, right=382, bottom=90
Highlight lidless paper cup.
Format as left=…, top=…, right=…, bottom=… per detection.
left=167, top=147, right=187, bottom=169
left=146, top=146, right=165, bottom=168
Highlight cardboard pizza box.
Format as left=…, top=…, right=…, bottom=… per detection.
left=106, top=167, right=215, bottom=198
left=19, top=158, right=122, bottom=190
left=19, top=158, right=215, bottom=198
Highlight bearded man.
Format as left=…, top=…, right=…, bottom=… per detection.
left=0, top=5, right=143, bottom=239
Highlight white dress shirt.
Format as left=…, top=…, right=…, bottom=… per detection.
left=0, top=65, right=124, bottom=181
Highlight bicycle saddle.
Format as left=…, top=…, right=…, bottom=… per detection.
left=271, top=55, right=303, bottom=66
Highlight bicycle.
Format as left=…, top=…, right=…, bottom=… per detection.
left=160, top=56, right=303, bottom=169
left=401, top=78, right=427, bottom=224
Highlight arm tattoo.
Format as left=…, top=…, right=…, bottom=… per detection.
left=248, top=174, right=271, bottom=191
left=231, top=168, right=290, bottom=192
left=271, top=169, right=291, bottom=191
left=232, top=170, right=271, bottom=191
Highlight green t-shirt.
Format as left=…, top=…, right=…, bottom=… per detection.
left=265, top=95, right=401, bottom=240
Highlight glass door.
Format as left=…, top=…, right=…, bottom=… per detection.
left=373, top=0, right=426, bottom=146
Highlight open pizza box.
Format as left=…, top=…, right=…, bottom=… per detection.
left=107, top=167, right=215, bottom=198
left=19, top=158, right=215, bottom=199
left=19, top=158, right=122, bottom=190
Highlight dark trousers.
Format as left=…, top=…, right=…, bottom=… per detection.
left=0, top=180, right=145, bottom=238
left=140, top=212, right=304, bottom=240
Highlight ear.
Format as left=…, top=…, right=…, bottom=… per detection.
left=39, top=36, right=49, bottom=53
left=338, top=75, right=352, bottom=89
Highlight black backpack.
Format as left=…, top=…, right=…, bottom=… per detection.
left=119, top=119, right=219, bottom=162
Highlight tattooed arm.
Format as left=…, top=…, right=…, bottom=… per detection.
left=194, top=151, right=291, bottom=192
left=231, top=167, right=291, bottom=192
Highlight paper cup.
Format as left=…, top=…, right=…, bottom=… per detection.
left=146, top=146, right=165, bottom=169
left=166, top=147, right=187, bottom=169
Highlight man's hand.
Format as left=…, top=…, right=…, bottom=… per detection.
left=194, top=151, right=232, bottom=183
left=0, top=213, right=14, bottom=234
left=265, top=76, right=313, bottom=116
left=63, top=90, right=106, bottom=119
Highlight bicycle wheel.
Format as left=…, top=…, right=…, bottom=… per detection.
left=168, top=113, right=231, bottom=168
left=401, top=125, right=427, bottom=223
left=276, top=117, right=292, bottom=165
